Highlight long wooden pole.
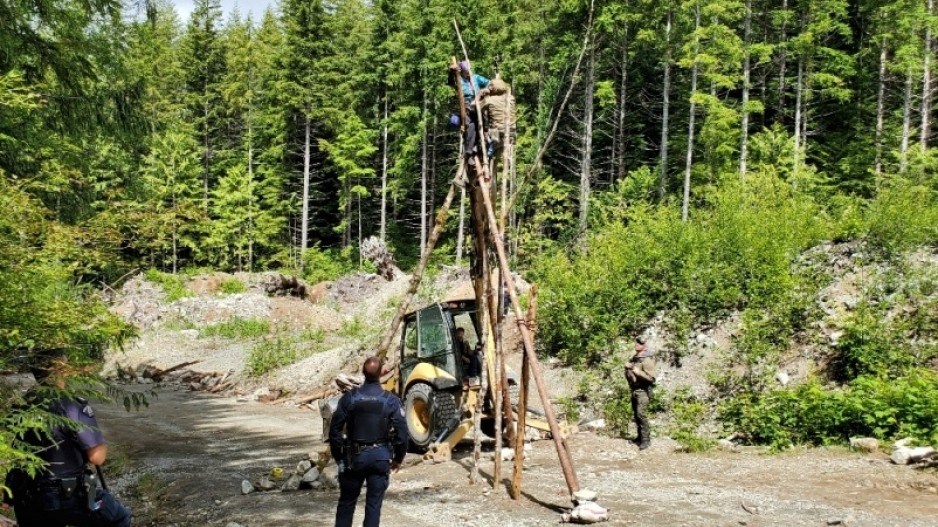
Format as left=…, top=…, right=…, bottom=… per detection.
left=511, top=284, right=536, bottom=499
left=477, top=177, right=579, bottom=496
left=499, top=88, right=513, bottom=230
left=469, top=169, right=489, bottom=486
left=375, top=167, right=461, bottom=360
left=453, top=24, right=578, bottom=497
left=490, top=267, right=504, bottom=487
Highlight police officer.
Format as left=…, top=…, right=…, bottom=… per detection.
left=624, top=337, right=657, bottom=450
left=2, top=357, right=132, bottom=527
left=329, top=356, right=408, bottom=527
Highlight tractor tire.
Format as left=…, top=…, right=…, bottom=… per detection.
left=404, top=383, right=459, bottom=452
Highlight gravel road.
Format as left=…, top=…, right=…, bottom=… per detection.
left=98, top=385, right=938, bottom=527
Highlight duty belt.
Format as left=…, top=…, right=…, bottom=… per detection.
left=37, top=477, right=81, bottom=498
left=351, top=442, right=389, bottom=454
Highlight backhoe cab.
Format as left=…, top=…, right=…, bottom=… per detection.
left=389, top=299, right=512, bottom=452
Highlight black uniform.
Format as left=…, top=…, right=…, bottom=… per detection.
left=328, top=380, right=408, bottom=527
left=4, top=397, right=131, bottom=527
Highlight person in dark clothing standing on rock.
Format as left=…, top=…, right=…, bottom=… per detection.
left=455, top=327, right=481, bottom=388
left=2, top=357, right=132, bottom=527
left=329, top=356, right=408, bottom=527
left=624, top=337, right=656, bottom=450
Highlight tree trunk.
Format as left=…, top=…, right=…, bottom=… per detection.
left=247, top=119, right=255, bottom=271
left=357, top=193, right=363, bottom=267
left=203, top=99, right=211, bottom=211
left=420, top=92, right=429, bottom=255
left=922, top=0, right=934, bottom=147
left=380, top=94, right=389, bottom=242
left=659, top=4, right=673, bottom=200
left=901, top=68, right=914, bottom=172
left=615, top=17, right=630, bottom=183
left=793, top=58, right=804, bottom=172
left=171, top=157, right=178, bottom=275
left=301, top=116, right=311, bottom=258
left=430, top=116, right=437, bottom=233
left=739, top=0, right=752, bottom=178
left=777, top=0, right=789, bottom=118
left=683, top=3, right=700, bottom=223
left=500, top=88, right=513, bottom=231
left=875, top=36, right=887, bottom=176
left=579, top=39, right=595, bottom=233
left=344, top=177, right=352, bottom=248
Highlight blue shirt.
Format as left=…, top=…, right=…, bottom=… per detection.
left=460, top=74, right=490, bottom=106
left=328, top=381, right=408, bottom=464
left=31, top=398, right=106, bottom=479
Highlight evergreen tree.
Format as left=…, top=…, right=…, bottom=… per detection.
left=181, top=0, right=226, bottom=210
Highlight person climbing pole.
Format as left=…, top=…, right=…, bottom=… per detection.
left=482, top=74, right=515, bottom=160
left=448, top=58, right=490, bottom=174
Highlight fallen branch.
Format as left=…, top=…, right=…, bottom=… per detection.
left=296, top=387, right=340, bottom=406
left=156, top=360, right=202, bottom=377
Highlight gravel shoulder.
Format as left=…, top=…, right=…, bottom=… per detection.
left=99, top=385, right=938, bottom=527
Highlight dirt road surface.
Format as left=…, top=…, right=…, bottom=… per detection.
left=98, top=385, right=938, bottom=527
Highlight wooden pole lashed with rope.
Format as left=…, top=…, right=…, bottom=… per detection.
left=453, top=19, right=580, bottom=499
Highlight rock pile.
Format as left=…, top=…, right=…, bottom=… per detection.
left=241, top=452, right=337, bottom=495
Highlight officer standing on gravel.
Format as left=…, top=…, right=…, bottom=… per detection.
left=329, top=356, right=408, bottom=527
left=624, top=337, right=657, bottom=450
left=2, top=356, right=132, bottom=527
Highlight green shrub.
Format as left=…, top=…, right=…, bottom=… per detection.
left=531, top=173, right=829, bottom=365
left=199, top=318, right=270, bottom=339
left=557, top=396, right=581, bottom=422
left=720, top=370, right=938, bottom=449
left=864, top=178, right=938, bottom=257
left=339, top=316, right=367, bottom=340
left=300, top=327, right=326, bottom=345
left=302, top=245, right=353, bottom=284
left=668, top=388, right=715, bottom=452
left=246, top=337, right=298, bottom=376
left=218, top=278, right=247, bottom=294
left=601, top=381, right=634, bottom=438
left=144, top=269, right=191, bottom=302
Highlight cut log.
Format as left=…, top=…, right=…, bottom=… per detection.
left=296, top=387, right=340, bottom=406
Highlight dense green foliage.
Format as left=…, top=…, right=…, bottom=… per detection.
left=532, top=171, right=829, bottom=365
left=721, top=372, right=938, bottom=449
left=719, top=258, right=938, bottom=448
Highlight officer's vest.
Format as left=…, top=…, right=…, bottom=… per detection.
left=347, top=389, right=392, bottom=445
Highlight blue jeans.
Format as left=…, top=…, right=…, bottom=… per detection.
left=335, top=448, right=391, bottom=527
left=15, top=488, right=131, bottom=527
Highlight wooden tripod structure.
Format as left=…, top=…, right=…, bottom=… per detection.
left=374, top=22, right=580, bottom=501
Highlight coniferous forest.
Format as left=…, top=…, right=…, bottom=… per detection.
left=2, top=0, right=938, bottom=472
